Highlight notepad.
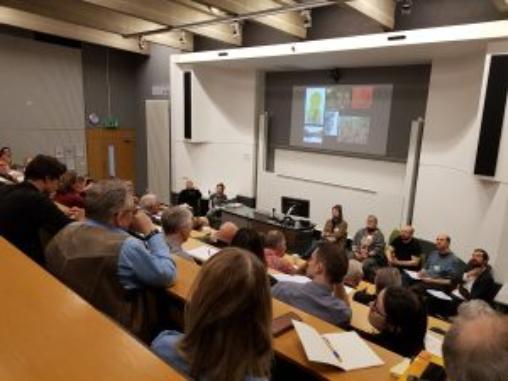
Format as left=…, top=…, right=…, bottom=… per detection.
left=187, top=246, right=220, bottom=262
left=451, top=288, right=465, bottom=300
left=426, top=289, right=453, bottom=301
left=425, top=331, right=444, bottom=358
left=271, top=273, right=311, bottom=284
left=292, top=320, right=384, bottom=371
left=404, top=269, right=421, bottom=280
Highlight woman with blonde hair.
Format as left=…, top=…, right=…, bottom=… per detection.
left=152, top=247, right=273, bottom=381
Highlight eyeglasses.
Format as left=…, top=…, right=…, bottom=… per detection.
left=370, top=299, right=387, bottom=318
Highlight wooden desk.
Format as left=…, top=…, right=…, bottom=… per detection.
left=0, top=238, right=184, bottom=381
left=398, top=351, right=444, bottom=381
left=168, top=254, right=402, bottom=381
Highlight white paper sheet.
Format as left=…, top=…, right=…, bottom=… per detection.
left=425, top=331, right=444, bottom=358
left=404, top=269, right=421, bottom=280
left=293, top=320, right=384, bottom=371
left=322, top=331, right=385, bottom=371
left=426, top=289, right=453, bottom=301
left=292, top=320, right=341, bottom=368
left=451, top=288, right=465, bottom=300
left=187, top=246, right=220, bottom=262
left=272, top=274, right=311, bottom=284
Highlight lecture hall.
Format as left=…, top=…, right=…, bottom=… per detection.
left=0, top=1, right=507, bottom=380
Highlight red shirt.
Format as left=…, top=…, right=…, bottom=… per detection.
left=54, top=191, right=85, bottom=208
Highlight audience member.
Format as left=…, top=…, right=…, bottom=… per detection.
left=151, top=248, right=272, bottom=381
left=0, top=146, right=12, bottom=166
left=231, top=227, right=266, bottom=265
left=0, top=158, right=18, bottom=184
left=54, top=170, right=86, bottom=208
left=0, top=155, right=82, bottom=264
left=139, top=193, right=161, bottom=218
left=352, top=215, right=386, bottom=281
left=343, top=259, right=364, bottom=287
left=208, top=221, right=238, bottom=247
left=387, top=225, right=422, bottom=270
left=178, top=180, right=202, bottom=215
left=322, top=204, right=348, bottom=249
left=443, top=301, right=508, bottom=381
left=455, top=248, right=496, bottom=302
left=264, top=230, right=298, bottom=274
left=209, top=182, right=228, bottom=208
left=192, top=216, right=210, bottom=231
left=161, top=206, right=194, bottom=262
left=45, top=179, right=176, bottom=340
left=354, top=267, right=401, bottom=305
left=272, top=242, right=351, bottom=327
left=366, top=286, right=427, bottom=357
left=418, top=234, right=463, bottom=289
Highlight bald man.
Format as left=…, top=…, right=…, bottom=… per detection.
left=443, top=303, right=508, bottom=381
left=387, top=225, right=422, bottom=270
left=418, top=234, right=463, bottom=289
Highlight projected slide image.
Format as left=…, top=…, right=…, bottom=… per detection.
left=337, top=116, right=370, bottom=145
left=304, top=88, right=326, bottom=125
left=326, top=87, right=351, bottom=110
left=324, top=111, right=339, bottom=136
left=303, top=125, right=324, bottom=144
left=351, top=86, right=374, bottom=109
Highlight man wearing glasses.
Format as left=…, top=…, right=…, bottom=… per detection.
left=45, top=179, right=176, bottom=342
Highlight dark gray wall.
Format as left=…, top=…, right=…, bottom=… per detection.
left=264, top=65, right=431, bottom=168
left=394, top=0, right=504, bottom=30
left=307, top=5, right=384, bottom=40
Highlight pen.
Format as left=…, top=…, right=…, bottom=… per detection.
left=323, top=337, right=342, bottom=362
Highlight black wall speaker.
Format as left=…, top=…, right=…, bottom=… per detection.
left=183, top=71, right=192, bottom=140
left=474, top=55, right=508, bottom=177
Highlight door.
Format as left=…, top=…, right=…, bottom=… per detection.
left=86, top=128, right=135, bottom=183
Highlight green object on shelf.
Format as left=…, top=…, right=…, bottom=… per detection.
left=104, top=115, right=119, bottom=129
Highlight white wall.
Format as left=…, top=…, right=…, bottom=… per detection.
left=256, top=124, right=407, bottom=234
left=0, top=33, right=86, bottom=172
left=413, top=47, right=508, bottom=281
left=170, top=61, right=258, bottom=197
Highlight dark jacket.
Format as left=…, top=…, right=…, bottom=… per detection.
left=0, top=181, right=71, bottom=264
left=459, top=264, right=497, bottom=302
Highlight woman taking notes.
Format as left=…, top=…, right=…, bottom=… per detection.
left=151, top=248, right=273, bottom=381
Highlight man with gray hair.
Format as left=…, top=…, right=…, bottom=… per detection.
left=45, top=179, right=176, bottom=341
left=443, top=301, right=508, bottom=381
left=161, top=205, right=194, bottom=262
left=139, top=193, right=160, bottom=216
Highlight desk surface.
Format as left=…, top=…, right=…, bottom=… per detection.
left=0, top=238, right=184, bottom=381
left=169, top=252, right=403, bottom=381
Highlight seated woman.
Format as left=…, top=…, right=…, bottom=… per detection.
left=231, top=227, right=266, bottom=266
left=54, top=170, right=85, bottom=208
left=322, top=204, right=348, bottom=248
left=365, top=286, right=427, bottom=358
left=353, top=267, right=402, bottom=305
left=151, top=248, right=272, bottom=381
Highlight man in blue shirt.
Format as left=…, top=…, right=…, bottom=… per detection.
left=419, top=234, right=464, bottom=289
left=271, top=242, right=352, bottom=327
left=45, top=179, right=176, bottom=340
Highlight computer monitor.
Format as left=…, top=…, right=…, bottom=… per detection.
left=281, top=196, right=310, bottom=218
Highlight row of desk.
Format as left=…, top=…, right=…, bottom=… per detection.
left=0, top=237, right=184, bottom=381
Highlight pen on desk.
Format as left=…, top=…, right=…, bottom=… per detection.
left=323, top=337, right=342, bottom=362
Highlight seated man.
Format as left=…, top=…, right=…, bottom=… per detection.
left=161, top=206, right=194, bottom=262
left=455, top=248, right=496, bottom=302
left=209, top=182, right=228, bottom=209
left=0, top=154, right=82, bottom=265
left=418, top=234, right=463, bottom=290
left=264, top=230, right=297, bottom=274
left=177, top=180, right=202, bottom=215
left=352, top=215, right=386, bottom=282
left=387, top=225, right=421, bottom=270
left=443, top=301, right=508, bottom=381
left=45, top=179, right=176, bottom=341
left=272, top=242, right=351, bottom=327
left=205, top=221, right=238, bottom=248
left=343, top=259, right=364, bottom=288
left=140, top=193, right=160, bottom=215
